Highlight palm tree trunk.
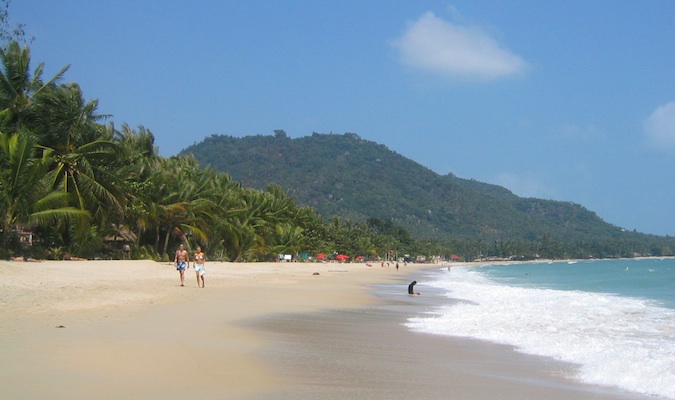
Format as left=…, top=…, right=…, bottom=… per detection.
left=154, top=226, right=160, bottom=253
left=162, top=229, right=171, bottom=257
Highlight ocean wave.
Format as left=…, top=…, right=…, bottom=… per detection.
left=406, top=267, right=675, bottom=398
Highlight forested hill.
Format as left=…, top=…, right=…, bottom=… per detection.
left=181, top=132, right=646, bottom=244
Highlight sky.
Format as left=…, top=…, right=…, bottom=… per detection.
left=11, top=1, right=675, bottom=236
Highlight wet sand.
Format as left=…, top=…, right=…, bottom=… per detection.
left=247, top=281, right=652, bottom=400
left=0, top=260, right=653, bottom=399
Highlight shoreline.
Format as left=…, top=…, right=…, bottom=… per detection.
left=247, top=264, right=653, bottom=400
left=0, top=260, right=655, bottom=399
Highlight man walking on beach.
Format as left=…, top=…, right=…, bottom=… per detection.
left=175, top=243, right=189, bottom=286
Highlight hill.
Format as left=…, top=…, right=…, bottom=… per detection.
left=181, top=132, right=652, bottom=246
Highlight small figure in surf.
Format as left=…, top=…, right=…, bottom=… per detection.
left=408, top=280, right=420, bottom=295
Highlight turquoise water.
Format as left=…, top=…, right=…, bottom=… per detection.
left=481, top=258, right=675, bottom=308
left=405, top=258, right=675, bottom=398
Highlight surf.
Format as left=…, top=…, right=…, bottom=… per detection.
left=405, top=259, right=675, bottom=398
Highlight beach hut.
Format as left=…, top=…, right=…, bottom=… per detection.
left=104, top=226, right=137, bottom=258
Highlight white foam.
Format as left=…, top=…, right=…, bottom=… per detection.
left=407, top=267, right=675, bottom=398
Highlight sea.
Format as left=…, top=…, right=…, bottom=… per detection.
left=404, top=258, right=675, bottom=399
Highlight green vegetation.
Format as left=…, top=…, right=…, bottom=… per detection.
left=1, top=24, right=672, bottom=262
left=0, top=8, right=330, bottom=262
left=0, top=41, right=397, bottom=262
left=183, top=132, right=675, bottom=260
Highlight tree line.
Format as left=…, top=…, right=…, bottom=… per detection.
left=1, top=39, right=673, bottom=262
left=0, top=40, right=423, bottom=261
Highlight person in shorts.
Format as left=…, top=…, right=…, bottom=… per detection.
left=174, top=243, right=189, bottom=286
left=193, top=246, right=206, bottom=288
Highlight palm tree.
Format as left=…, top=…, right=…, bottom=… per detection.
left=94, top=123, right=157, bottom=249
left=265, top=223, right=306, bottom=259
left=203, top=171, right=244, bottom=259
left=116, top=123, right=157, bottom=160
left=132, top=155, right=219, bottom=257
left=27, top=83, right=128, bottom=252
left=0, top=41, right=68, bottom=131
left=0, top=130, right=86, bottom=256
left=34, top=83, right=126, bottom=212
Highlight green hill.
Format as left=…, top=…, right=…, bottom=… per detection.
left=181, top=132, right=652, bottom=246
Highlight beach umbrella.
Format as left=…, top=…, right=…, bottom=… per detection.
left=316, top=253, right=325, bottom=259
left=336, top=254, right=349, bottom=261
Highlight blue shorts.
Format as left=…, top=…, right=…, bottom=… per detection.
left=176, top=261, right=187, bottom=271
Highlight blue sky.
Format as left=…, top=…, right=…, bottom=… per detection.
left=12, top=1, right=675, bottom=236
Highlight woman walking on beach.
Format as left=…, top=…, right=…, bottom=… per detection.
left=174, top=243, right=189, bottom=286
left=193, top=246, right=206, bottom=288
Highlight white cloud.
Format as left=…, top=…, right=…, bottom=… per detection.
left=392, top=12, right=528, bottom=81
left=645, top=102, right=675, bottom=151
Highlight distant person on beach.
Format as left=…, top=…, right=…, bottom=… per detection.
left=408, top=280, right=420, bottom=295
left=11, top=256, right=41, bottom=262
left=175, top=243, right=189, bottom=286
left=193, top=246, right=206, bottom=288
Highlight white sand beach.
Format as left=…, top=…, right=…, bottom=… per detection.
left=0, top=259, right=653, bottom=399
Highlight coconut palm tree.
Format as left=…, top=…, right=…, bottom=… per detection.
left=25, top=83, right=128, bottom=253
left=131, top=155, right=218, bottom=257
left=264, top=223, right=306, bottom=260
left=116, top=123, right=157, bottom=160
left=202, top=171, right=244, bottom=259
left=0, top=130, right=86, bottom=256
left=0, top=41, right=68, bottom=131
left=32, top=83, right=126, bottom=214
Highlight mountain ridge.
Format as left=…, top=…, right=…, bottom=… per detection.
left=181, top=132, right=651, bottom=245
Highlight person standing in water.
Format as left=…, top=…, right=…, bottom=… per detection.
left=174, top=243, right=189, bottom=287
left=408, top=280, right=420, bottom=295
left=193, top=246, right=206, bottom=288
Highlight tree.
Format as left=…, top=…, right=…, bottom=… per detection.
left=29, top=83, right=128, bottom=252
left=0, top=41, right=68, bottom=131
left=133, top=155, right=219, bottom=257
left=35, top=84, right=125, bottom=209
left=0, top=130, right=86, bottom=256
left=116, top=123, right=158, bottom=160
left=0, top=1, right=32, bottom=45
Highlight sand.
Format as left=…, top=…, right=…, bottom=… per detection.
left=0, top=259, right=653, bottom=399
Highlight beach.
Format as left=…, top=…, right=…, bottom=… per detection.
left=0, top=259, right=653, bottom=400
